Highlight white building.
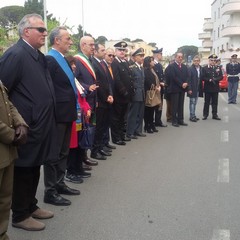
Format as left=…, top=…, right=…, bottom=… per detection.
left=199, top=0, right=240, bottom=66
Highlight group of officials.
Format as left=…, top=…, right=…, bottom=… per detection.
left=1, top=13, right=240, bottom=240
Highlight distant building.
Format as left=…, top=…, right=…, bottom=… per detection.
left=198, top=0, right=240, bottom=67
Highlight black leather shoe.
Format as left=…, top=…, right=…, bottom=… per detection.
left=135, top=132, right=146, bottom=137
left=82, top=163, right=92, bottom=171
left=189, top=117, right=197, bottom=122
left=202, top=116, right=207, bottom=120
left=146, top=129, right=154, bottom=133
left=178, top=122, right=188, bottom=126
left=172, top=123, right=179, bottom=127
left=106, top=143, right=116, bottom=149
left=195, top=117, right=200, bottom=121
left=102, top=146, right=112, bottom=152
left=113, top=140, right=126, bottom=145
left=212, top=115, right=221, bottom=120
left=57, top=185, right=80, bottom=195
left=44, top=193, right=71, bottom=206
left=123, top=136, right=131, bottom=141
left=152, top=128, right=158, bottom=132
left=90, top=152, right=107, bottom=160
left=159, top=123, right=167, bottom=127
left=78, top=171, right=91, bottom=178
left=83, top=158, right=98, bottom=166
left=99, top=150, right=112, bottom=156
left=127, top=134, right=138, bottom=139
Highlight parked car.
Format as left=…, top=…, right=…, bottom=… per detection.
left=219, top=67, right=228, bottom=92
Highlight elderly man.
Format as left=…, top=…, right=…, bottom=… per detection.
left=0, top=80, right=28, bottom=240
left=44, top=26, right=80, bottom=207
left=0, top=13, right=55, bottom=231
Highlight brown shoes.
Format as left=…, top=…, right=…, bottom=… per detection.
left=32, top=208, right=54, bottom=219
left=12, top=217, right=45, bottom=231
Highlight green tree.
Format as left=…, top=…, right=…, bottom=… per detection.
left=95, top=36, right=108, bottom=45
left=149, top=42, right=157, bottom=48
left=24, top=0, right=43, bottom=16
left=177, top=45, right=198, bottom=63
left=0, top=6, right=25, bottom=28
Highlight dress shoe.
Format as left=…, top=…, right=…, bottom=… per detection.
left=159, top=123, right=167, bottom=127
left=57, top=185, right=80, bottom=195
left=152, top=128, right=158, bottom=132
left=65, top=173, right=84, bottom=184
left=83, top=158, right=98, bottom=166
left=127, top=134, right=138, bottom=139
left=172, top=122, right=179, bottom=127
left=99, top=149, right=111, bottom=156
left=105, top=143, right=116, bottom=149
left=195, top=117, right=200, bottom=121
left=90, top=152, right=107, bottom=160
left=202, top=116, right=208, bottom=120
left=32, top=208, right=54, bottom=219
left=103, top=146, right=112, bottom=152
left=145, top=129, right=154, bottom=133
left=123, top=136, right=131, bottom=141
left=189, top=117, right=197, bottom=122
left=112, top=140, right=126, bottom=145
left=178, top=122, right=188, bottom=126
left=82, top=163, right=92, bottom=171
left=135, top=132, right=146, bottom=137
left=78, top=171, right=91, bottom=178
left=212, top=115, right=221, bottom=120
left=44, top=193, right=71, bottom=206
left=12, top=217, right=45, bottom=231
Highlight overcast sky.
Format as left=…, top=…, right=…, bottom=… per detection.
left=0, top=0, right=212, bottom=54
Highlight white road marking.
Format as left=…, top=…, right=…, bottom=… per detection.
left=212, top=229, right=230, bottom=240
left=222, top=116, right=229, bottom=123
left=221, top=130, right=229, bottom=142
left=217, top=158, right=229, bottom=183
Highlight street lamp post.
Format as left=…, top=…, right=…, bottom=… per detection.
left=43, top=0, right=48, bottom=53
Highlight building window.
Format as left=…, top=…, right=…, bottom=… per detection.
left=214, top=11, right=216, bottom=21
left=218, top=27, right=220, bottom=38
left=218, top=8, right=220, bottom=18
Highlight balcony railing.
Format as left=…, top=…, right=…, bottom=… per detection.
left=222, top=2, right=240, bottom=15
left=222, top=26, right=240, bottom=37
left=198, top=32, right=211, bottom=40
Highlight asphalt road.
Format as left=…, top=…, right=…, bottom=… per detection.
left=8, top=92, right=240, bottom=240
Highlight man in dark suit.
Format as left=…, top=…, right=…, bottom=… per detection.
left=111, top=41, right=134, bottom=145
left=74, top=36, right=99, bottom=166
left=126, top=48, right=146, bottom=138
left=0, top=80, right=28, bottom=239
left=44, top=26, right=80, bottom=207
left=202, top=54, right=223, bottom=120
left=166, top=52, right=189, bottom=127
left=90, top=43, right=114, bottom=160
left=0, top=14, right=54, bottom=231
left=152, top=48, right=167, bottom=127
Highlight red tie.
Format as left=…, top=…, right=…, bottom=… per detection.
left=100, top=61, right=107, bottom=73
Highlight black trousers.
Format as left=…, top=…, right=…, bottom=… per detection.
left=111, top=102, right=128, bottom=142
left=171, top=92, right=185, bottom=124
left=91, top=107, right=110, bottom=154
left=203, top=92, right=219, bottom=117
left=44, top=123, right=72, bottom=195
left=144, top=106, right=155, bottom=130
left=12, top=166, right=40, bottom=223
left=67, top=147, right=84, bottom=175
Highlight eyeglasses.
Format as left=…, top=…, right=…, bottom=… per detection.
left=27, top=27, right=47, bottom=33
left=108, top=54, right=115, bottom=58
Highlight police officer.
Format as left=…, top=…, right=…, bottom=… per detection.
left=226, top=54, right=240, bottom=104
left=202, top=54, right=223, bottom=120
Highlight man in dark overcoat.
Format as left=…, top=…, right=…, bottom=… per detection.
left=0, top=13, right=55, bottom=231
left=166, top=52, right=189, bottom=127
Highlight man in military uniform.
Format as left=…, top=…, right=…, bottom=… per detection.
left=126, top=48, right=146, bottom=139
left=111, top=41, right=134, bottom=145
left=0, top=80, right=28, bottom=240
left=202, top=54, right=223, bottom=120
left=226, top=54, right=240, bottom=104
left=152, top=48, right=167, bottom=127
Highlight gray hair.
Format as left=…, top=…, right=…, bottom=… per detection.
left=49, top=26, right=68, bottom=46
left=18, top=13, right=43, bottom=37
